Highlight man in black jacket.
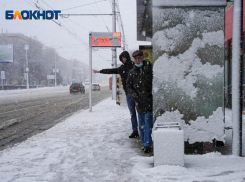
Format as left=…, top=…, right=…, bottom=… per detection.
left=126, top=50, right=153, bottom=153
left=93, top=51, right=139, bottom=138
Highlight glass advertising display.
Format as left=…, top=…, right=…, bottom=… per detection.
left=152, top=3, right=226, bottom=144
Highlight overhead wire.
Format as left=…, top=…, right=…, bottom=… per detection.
left=61, top=18, right=87, bottom=43
left=25, top=0, right=61, bottom=27
left=39, top=0, right=88, bottom=45
left=107, top=0, right=127, bottom=50
left=24, top=0, right=36, bottom=8
left=61, top=0, right=107, bottom=11
left=27, top=0, right=87, bottom=46
left=40, top=0, right=54, bottom=10
left=66, top=19, right=90, bottom=31
left=25, top=0, right=111, bottom=61
left=115, top=0, right=127, bottom=50
left=93, top=0, right=110, bottom=32
left=38, top=0, right=111, bottom=61
left=108, top=0, right=112, bottom=8
left=107, top=0, right=128, bottom=50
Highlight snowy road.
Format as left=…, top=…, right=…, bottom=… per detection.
left=0, top=85, right=111, bottom=150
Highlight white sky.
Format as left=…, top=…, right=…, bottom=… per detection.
left=0, top=0, right=150, bottom=70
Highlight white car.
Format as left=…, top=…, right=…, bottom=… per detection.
left=92, top=83, right=100, bottom=91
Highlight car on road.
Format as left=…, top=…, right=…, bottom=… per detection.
left=70, top=83, right=85, bottom=94
left=92, top=83, right=100, bottom=91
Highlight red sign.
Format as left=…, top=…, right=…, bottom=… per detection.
left=225, top=0, right=245, bottom=45
left=113, top=32, right=121, bottom=37
left=91, top=32, right=121, bottom=47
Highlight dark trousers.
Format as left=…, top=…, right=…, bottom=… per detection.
left=126, top=94, right=138, bottom=133
left=138, top=112, right=153, bottom=147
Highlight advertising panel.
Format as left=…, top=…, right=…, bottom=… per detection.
left=47, top=75, right=55, bottom=80
left=139, top=45, right=153, bottom=63
left=0, top=44, right=14, bottom=63
left=137, top=0, right=152, bottom=41
left=152, top=2, right=225, bottom=145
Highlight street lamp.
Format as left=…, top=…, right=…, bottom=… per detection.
left=83, top=67, right=85, bottom=83
left=54, top=53, right=57, bottom=87
left=24, top=44, right=29, bottom=89
left=53, top=53, right=60, bottom=87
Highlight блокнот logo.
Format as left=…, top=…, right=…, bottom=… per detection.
left=5, top=10, right=61, bottom=20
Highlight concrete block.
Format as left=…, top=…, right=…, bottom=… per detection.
left=153, top=127, right=184, bottom=166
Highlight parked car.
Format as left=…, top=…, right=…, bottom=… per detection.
left=70, top=83, right=85, bottom=94
left=92, top=83, right=100, bottom=91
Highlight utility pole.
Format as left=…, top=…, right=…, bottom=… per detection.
left=115, top=3, right=126, bottom=51
left=1, top=70, right=5, bottom=90
left=232, top=0, right=243, bottom=156
left=83, top=67, right=85, bottom=84
left=55, top=53, right=57, bottom=87
left=112, top=0, right=117, bottom=100
left=89, top=32, right=92, bottom=112
left=25, top=44, right=29, bottom=89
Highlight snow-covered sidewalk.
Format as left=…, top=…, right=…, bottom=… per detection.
left=0, top=99, right=245, bottom=182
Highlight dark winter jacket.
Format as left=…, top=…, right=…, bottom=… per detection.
left=126, top=60, right=153, bottom=113
left=100, top=51, right=135, bottom=94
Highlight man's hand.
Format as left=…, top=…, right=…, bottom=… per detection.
left=134, top=95, right=139, bottom=102
left=93, top=69, right=100, bottom=73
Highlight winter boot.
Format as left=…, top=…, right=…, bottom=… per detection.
left=144, top=146, right=151, bottom=153
left=129, top=132, right=139, bottom=138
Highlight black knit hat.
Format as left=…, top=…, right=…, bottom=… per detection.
left=132, top=50, right=143, bottom=57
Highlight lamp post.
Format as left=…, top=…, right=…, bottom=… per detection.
left=24, top=44, right=29, bottom=89
left=1, top=71, right=5, bottom=90
left=55, top=53, right=57, bottom=87
left=83, top=67, right=85, bottom=84
left=112, top=0, right=117, bottom=100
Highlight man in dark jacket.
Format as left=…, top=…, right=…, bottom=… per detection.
left=126, top=50, right=153, bottom=153
left=93, top=51, right=139, bottom=138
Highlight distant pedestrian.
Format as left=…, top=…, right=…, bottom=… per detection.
left=93, top=51, right=139, bottom=138
left=126, top=50, right=153, bottom=153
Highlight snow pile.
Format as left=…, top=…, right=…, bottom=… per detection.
left=153, top=24, right=186, bottom=53
left=131, top=152, right=245, bottom=182
left=153, top=30, right=223, bottom=99
left=224, top=109, right=245, bottom=156
left=153, top=7, right=224, bottom=55
left=153, top=128, right=184, bottom=166
left=154, top=110, right=184, bottom=124
left=154, top=107, right=225, bottom=144
left=183, top=107, right=225, bottom=144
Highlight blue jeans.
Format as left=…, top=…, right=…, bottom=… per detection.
left=126, top=94, right=138, bottom=133
left=138, top=112, right=153, bottom=147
